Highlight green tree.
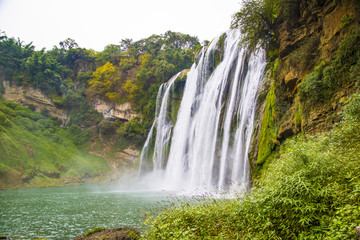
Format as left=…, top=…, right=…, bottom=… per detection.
left=0, top=32, right=34, bottom=80
left=231, top=0, right=281, bottom=50
left=95, top=44, right=123, bottom=65
left=59, top=38, right=79, bottom=50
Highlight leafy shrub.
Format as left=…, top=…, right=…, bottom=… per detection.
left=27, top=104, right=36, bottom=111
left=0, top=111, right=8, bottom=126
left=144, top=93, right=360, bottom=239
left=341, top=94, right=360, bottom=120
left=323, top=30, right=360, bottom=86
left=16, top=108, right=43, bottom=121
left=125, top=230, right=141, bottom=240
left=118, top=117, right=145, bottom=145
left=40, top=108, right=49, bottom=117
left=3, top=101, right=18, bottom=110
left=298, top=64, right=328, bottom=103
left=299, top=30, right=360, bottom=108
left=61, top=124, right=92, bottom=146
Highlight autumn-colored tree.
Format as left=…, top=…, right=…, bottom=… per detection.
left=122, top=79, right=139, bottom=102
left=87, top=62, right=120, bottom=100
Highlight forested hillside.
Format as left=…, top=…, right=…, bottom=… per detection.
left=0, top=31, right=200, bottom=189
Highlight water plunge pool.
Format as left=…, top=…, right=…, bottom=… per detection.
left=0, top=184, right=172, bottom=239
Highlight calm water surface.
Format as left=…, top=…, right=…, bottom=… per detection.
left=0, top=184, right=172, bottom=239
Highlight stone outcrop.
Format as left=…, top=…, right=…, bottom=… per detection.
left=91, top=98, right=141, bottom=121
left=277, top=0, right=359, bottom=91
left=250, top=0, right=360, bottom=170
left=276, top=0, right=359, bottom=132
left=73, top=227, right=140, bottom=240
left=1, top=81, right=69, bottom=123
left=356, top=226, right=360, bottom=240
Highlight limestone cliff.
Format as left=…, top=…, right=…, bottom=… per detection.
left=1, top=81, right=69, bottom=123
left=277, top=0, right=359, bottom=134
left=250, top=0, right=360, bottom=173
left=91, top=98, right=141, bottom=121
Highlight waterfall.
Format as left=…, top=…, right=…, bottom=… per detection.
left=138, top=71, right=184, bottom=176
left=138, top=30, right=266, bottom=193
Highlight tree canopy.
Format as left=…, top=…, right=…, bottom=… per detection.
left=231, top=0, right=300, bottom=51
left=0, top=30, right=201, bottom=130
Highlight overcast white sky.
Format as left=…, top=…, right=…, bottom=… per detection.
left=0, top=0, right=241, bottom=51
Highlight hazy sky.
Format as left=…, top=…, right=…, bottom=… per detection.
left=0, top=0, right=241, bottom=51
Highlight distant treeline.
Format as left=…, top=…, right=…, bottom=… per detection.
left=0, top=31, right=201, bottom=131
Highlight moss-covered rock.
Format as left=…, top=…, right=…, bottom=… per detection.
left=168, top=69, right=188, bottom=124
left=256, top=83, right=279, bottom=167
left=74, top=227, right=140, bottom=240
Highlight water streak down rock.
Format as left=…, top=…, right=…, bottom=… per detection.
left=139, top=30, right=266, bottom=193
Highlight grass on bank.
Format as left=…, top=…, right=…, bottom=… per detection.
left=143, top=93, right=360, bottom=239
left=0, top=99, right=109, bottom=187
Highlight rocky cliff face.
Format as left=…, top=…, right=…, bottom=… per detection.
left=1, top=80, right=141, bottom=124
left=278, top=0, right=358, bottom=88
left=91, top=98, right=141, bottom=121
left=250, top=0, right=360, bottom=173
left=1, top=81, right=69, bottom=123
left=277, top=0, right=359, bottom=133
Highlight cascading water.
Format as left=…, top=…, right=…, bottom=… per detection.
left=138, top=30, right=266, bottom=193
left=138, top=71, right=185, bottom=176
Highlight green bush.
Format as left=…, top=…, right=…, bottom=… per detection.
left=27, top=104, right=36, bottom=111
left=3, top=101, right=19, bottom=110
left=144, top=93, right=360, bottom=239
left=323, top=30, right=360, bottom=87
left=40, top=108, right=49, bottom=117
left=0, top=111, right=7, bottom=126
left=61, top=124, right=92, bottom=146
left=298, top=64, right=329, bottom=104
left=299, top=31, right=360, bottom=108
left=118, top=117, right=145, bottom=145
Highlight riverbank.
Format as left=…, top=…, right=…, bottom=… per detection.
left=0, top=169, right=137, bottom=191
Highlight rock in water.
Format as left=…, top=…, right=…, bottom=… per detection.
left=73, top=227, right=140, bottom=240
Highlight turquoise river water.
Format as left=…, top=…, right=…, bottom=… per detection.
left=0, top=184, right=172, bottom=239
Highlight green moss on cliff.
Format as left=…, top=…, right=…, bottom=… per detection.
left=299, top=30, right=360, bottom=110
left=215, top=33, right=227, bottom=67
left=169, top=70, right=188, bottom=124
left=257, top=83, right=279, bottom=167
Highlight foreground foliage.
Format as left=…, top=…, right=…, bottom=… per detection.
left=144, top=94, right=360, bottom=239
